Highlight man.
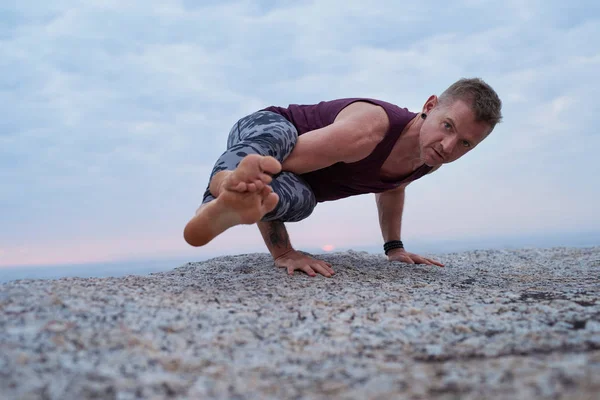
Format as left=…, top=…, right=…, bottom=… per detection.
left=183, top=78, right=502, bottom=278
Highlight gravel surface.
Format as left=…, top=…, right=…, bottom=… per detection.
left=1, top=246, right=599, bottom=399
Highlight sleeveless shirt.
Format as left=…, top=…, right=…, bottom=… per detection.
left=262, top=98, right=433, bottom=202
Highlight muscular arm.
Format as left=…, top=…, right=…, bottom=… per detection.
left=257, top=220, right=294, bottom=260
left=375, top=185, right=407, bottom=243
left=281, top=102, right=389, bottom=175
left=375, top=166, right=446, bottom=267
left=375, top=165, right=441, bottom=243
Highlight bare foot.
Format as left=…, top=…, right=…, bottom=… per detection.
left=209, top=154, right=281, bottom=197
left=184, top=155, right=281, bottom=247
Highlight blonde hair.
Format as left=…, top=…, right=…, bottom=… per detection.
left=439, top=78, right=503, bottom=129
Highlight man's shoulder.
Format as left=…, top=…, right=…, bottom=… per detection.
left=334, top=101, right=391, bottom=137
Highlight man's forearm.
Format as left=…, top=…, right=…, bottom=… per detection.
left=375, top=186, right=406, bottom=242
left=257, top=221, right=294, bottom=259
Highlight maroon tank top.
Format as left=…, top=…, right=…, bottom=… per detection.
left=262, top=98, right=433, bottom=202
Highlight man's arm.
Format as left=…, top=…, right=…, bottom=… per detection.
left=281, top=102, right=389, bottom=175
left=375, top=185, right=407, bottom=243
left=257, top=220, right=294, bottom=260
left=375, top=171, right=444, bottom=267
left=375, top=165, right=441, bottom=241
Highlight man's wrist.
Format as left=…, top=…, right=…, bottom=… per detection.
left=273, top=248, right=294, bottom=261
left=385, top=247, right=406, bottom=257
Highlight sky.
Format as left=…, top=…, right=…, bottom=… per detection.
left=1, top=0, right=599, bottom=268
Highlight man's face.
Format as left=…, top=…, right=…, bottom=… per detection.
left=419, top=97, right=492, bottom=166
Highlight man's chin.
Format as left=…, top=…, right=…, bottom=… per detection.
left=423, top=158, right=442, bottom=167
left=423, top=149, right=445, bottom=167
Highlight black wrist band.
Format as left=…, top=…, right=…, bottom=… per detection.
left=384, top=240, right=404, bottom=255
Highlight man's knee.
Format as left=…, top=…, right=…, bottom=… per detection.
left=280, top=189, right=316, bottom=222
left=261, top=172, right=316, bottom=222
left=237, top=112, right=298, bottom=159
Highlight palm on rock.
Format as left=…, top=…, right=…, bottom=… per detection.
left=387, top=248, right=445, bottom=267
left=275, top=250, right=336, bottom=278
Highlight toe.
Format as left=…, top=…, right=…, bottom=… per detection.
left=262, top=192, right=279, bottom=213
left=254, top=180, right=265, bottom=191
left=259, top=156, right=282, bottom=175
left=232, top=181, right=246, bottom=192
left=259, top=173, right=272, bottom=184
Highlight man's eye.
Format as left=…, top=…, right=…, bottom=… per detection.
left=444, top=122, right=452, bottom=130
left=462, top=140, right=471, bottom=148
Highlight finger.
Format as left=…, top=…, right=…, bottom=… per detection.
left=410, top=255, right=432, bottom=265
left=299, top=265, right=317, bottom=277
left=246, top=182, right=257, bottom=192
left=322, top=261, right=334, bottom=273
left=390, top=256, right=413, bottom=264
left=311, top=264, right=332, bottom=278
left=417, top=257, right=444, bottom=267
left=287, top=266, right=294, bottom=275
left=426, top=258, right=445, bottom=267
left=411, top=256, right=430, bottom=265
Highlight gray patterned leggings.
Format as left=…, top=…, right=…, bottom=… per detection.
left=202, top=111, right=317, bottom=222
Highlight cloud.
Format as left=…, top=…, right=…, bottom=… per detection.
left=1, top=0, right=599, bottom=265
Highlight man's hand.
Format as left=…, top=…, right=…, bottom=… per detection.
left=274, top=250, right=335, bottom=277
left=387, top=248, right=445, bottom=267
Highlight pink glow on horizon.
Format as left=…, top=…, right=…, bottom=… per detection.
left=0, top=223, right=376, bottom=268
left=0, top=235, right=197, bottom=267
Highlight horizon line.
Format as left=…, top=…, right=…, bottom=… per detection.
left=1, top=230, right=599, bottom=270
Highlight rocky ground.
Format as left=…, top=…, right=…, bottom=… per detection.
left=1, top=246, right=599, bottom=399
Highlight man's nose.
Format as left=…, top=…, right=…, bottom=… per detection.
left=441, top=135, right=457, bottom=155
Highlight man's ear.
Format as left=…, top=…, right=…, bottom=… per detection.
left=422, top=95, right=438, bottom=114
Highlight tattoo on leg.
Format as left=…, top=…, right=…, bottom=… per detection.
left=267, top=221, right=290, bottom=248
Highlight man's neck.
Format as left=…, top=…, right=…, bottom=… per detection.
left=390, top=114, right=424, bottom=167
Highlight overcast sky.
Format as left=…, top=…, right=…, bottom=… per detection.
left=1, top=0, right=599, bottom=267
